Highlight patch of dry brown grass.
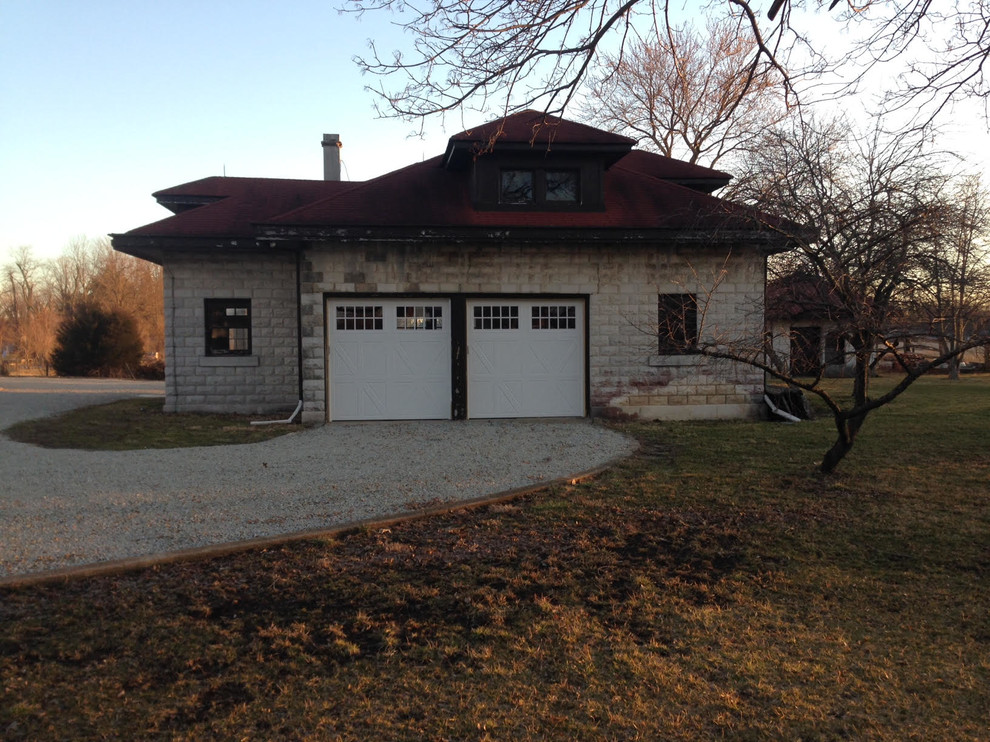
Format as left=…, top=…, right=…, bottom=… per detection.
left=1, top=377, right=988, bottom=740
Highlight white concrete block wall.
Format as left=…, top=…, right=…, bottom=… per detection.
left=300, top=242, right=767, bottom=421
left=162, top=251, right=299, bottom=414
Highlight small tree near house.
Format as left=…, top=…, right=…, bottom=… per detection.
left=50, top=304, right=143, bottom=378
left=685, top=115, right=990, bottom=475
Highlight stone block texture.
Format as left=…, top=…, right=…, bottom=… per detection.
left=299, top=241, right=766, bottom=421
left=162, top=251, right=299, bottom=414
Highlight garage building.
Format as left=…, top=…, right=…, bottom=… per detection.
left=113, top=111, right=791, bottom=422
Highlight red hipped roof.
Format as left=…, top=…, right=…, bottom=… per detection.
left=115, top=111, right=782, bottom=252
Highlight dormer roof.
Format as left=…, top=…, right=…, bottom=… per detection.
left=443, top=110, right=636, bottom=169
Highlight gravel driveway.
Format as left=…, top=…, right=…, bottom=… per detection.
left=0, top=377, right=635, bottom=581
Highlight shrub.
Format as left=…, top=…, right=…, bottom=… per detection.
left=51, top=304, right=144, bottom=377
left=136, top=357, right=166, bottom=380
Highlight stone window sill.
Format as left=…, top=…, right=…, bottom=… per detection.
left=648, top=353, right=703, bottom=368
left=199, top=355, right=260, bottom=367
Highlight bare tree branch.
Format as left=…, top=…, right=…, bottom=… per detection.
left=345, top=0, right=990, bottom=137
left=580, top=14, right=791, bottom=166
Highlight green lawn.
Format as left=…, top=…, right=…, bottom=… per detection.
left=2, top=376, right=988, bottom=740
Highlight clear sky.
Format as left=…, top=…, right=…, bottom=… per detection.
left=0, top=0, right=456, bottom=263
left=1, top=2, right=988, bottom=267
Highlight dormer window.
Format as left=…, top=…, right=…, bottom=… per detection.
left=499, top=168, right=580, bottom=206
left=501, top=170, right=535, bottom=204
left=545, top=170, right=579, bottom=202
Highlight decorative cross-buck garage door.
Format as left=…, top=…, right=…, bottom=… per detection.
left=328, top=299, right=451, bottom=420
left=467, top=300, right=585, bottom=418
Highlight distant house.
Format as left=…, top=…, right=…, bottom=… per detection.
left=112, top=111, right=793, bottom=422
left=765, top=274, right=855, bottom=377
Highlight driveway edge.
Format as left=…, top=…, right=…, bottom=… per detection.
left=0, top=462, right=618, bottom=589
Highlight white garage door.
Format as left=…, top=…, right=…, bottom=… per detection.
left=467, top=300, right=585, bottom=418
left=328, top=299, right=451, bottom=420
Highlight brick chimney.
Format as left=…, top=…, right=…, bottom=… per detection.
left=322, top=134, right=342, bottom=181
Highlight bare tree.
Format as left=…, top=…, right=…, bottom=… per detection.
left=704, top=114, right=987, bottom=473
left=345, top=0, right=990, bottom=133
left=346, top=0, right=794, bottom=124
left=908, top=175, right=990, bottom=379
left=3, top=246, right=40, bottom=329
left=837, top=0, right=990, bottom=127
left=581, top=15, right=789, bottom=167
left=18, top=304, right=60, bottom=376
left=46, top=237, right=94, bottom=313
left=0, top=239, right=165, bottom=374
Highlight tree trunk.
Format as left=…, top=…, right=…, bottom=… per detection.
left=821, top=434, right=852, bottom=474
left=948, top=355, right=961, bottom=380
left=820, top=411, right=867, bottom=474
left=820, top=346, right=872, bottom=474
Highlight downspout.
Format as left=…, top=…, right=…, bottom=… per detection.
left=763, top=393, right=801, bottom=423
left=762, top=252, right=770, bottom=396
left=251, top=399, right=303, bottom=426
left=295, top=246, right=304, bottom=406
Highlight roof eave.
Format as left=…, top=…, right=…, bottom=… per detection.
left=256, top=224, right=795, bottom=251
left=110, top=233, right=299, bottom=263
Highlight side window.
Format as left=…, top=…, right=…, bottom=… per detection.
left=205, top=298, right=251, bottom=356
left=658, top=293, right=698, bottom=353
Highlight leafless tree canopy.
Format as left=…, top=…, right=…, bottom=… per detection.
left=344, top=0, right=796, bottom=125
left=344, top=0, right=990, bottom=131
left=1, top=240, right=164, bottom=376
left=843, top=0, right=990, bottom=126
left=714, top=114, right=989, bottom=472
left=908, top=175, right=990, bottom=377
left=580, top=15, right=789, bottom=166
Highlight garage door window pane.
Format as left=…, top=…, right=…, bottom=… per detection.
left=532, top=305, right=576, bottom=330
left=336, top=305, right=384, bottom=330
left=473, top=305, right=519, bottom=330
left=397, top=305, right=443, bottom=330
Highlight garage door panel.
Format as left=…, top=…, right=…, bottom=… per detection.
left=330, top=381, right=360, bottom=418
left=467, top=341, right=504, bottom=377
left=358, top=384, right=387, bottom=418
left=329, top=299, right=451, bottom=421
left=522, top=380, right=576, bottom=411
left=329, top=297, right=584, bottom=421
left=519, top=341, right=582, bottom=375
left=387, top=380, right=449, bottom=417
left=331, top=340, right=361, bottom=377
left=393, top=340, right=449, bottom=377
left=470, top=380, right=523, bottom=418
left=467, top=300, right=585, bottom=418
